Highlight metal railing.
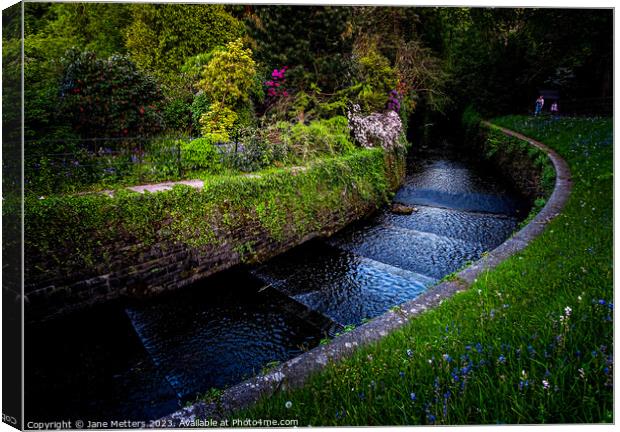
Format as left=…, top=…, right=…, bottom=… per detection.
left=13, top=136, right=248, bottom=195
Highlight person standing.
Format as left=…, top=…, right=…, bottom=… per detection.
left=550, top=101, right=559, bottom=116
left=534, top=95, right=545, bottom=116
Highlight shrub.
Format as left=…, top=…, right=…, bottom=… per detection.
left=346, top=104, right=405, bottom=150
left=180, top=136, right=223, bottom=172
left=199, top=102, right=238, bottom=140
left=59, top=49, right=164, bottom=138
left=197, top=38, right=257, bottom=106
left=265, top=116, right=355, bottom=162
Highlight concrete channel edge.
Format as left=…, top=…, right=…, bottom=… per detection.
left=158, top=121, right=573, bottom=427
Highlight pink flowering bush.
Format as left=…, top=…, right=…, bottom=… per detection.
left=265, top=66, right=289, bottom=99
left=346, top=104, right=405, bottom=150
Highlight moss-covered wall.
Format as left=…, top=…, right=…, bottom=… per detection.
left=24, top=147, right=406, bottom=320
left=462, top=109, right=555, bottom=202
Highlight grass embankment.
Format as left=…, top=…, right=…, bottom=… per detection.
left=237, top=116, right=613, bottom=424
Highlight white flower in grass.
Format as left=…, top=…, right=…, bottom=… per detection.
left=564, top=306, right=572, bottom=317
left=542, top=380, right=550, bottom=390
left=285, top=401, right=292, bottom=409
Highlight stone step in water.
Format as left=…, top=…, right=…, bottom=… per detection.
left=376, top=205, right=519, bottom=251
left=406, top=158, right=511, bottom=195
left=328, top=224, right=485, bottom=280
left=123, top=270, right=325, bottom=402
left=394, top=186, right=524, bottom=216
left=252, top=240, right=437, bottom=326
left=396, top=157, right=528, bottom=216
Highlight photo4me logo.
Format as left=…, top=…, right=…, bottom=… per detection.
left=2, top=413, right=18, bottom=426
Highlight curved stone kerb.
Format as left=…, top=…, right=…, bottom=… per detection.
left=158, top=122, right=572, bottom=426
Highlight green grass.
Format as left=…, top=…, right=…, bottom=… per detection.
left=234, top=115, right=613, bottom=425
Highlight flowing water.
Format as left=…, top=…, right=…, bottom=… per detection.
left=25, top=147, right=528, bottom=422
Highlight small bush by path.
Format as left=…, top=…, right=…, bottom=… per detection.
left=236, top=116, right=613, bottom=425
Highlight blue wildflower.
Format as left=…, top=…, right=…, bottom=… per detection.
left=399, top=371, right=405, bottom=378
left=498, top=355, right=506, bottom=364
left=427, top=414, right=436, bottom=424
left=410, top=392, right=416, bottom=401
left=599, top=299, right=606, bottom=305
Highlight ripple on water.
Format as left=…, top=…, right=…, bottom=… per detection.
left=252, top=241, right=436, bottom=326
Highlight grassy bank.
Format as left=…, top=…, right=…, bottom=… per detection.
left=236, top=115, right=613, bottom=424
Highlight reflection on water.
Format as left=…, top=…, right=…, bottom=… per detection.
left=26, top=149, right=527, bottom=421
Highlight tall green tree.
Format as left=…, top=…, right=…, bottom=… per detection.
left=125, top=4, right=244, bottom=90
left=248, top=6, right=354, bottom=92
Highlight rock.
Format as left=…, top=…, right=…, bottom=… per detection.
left=391, top=203, right=417, bottom=215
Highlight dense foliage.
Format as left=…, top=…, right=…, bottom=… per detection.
left=59, top=49, right=164, bottom=138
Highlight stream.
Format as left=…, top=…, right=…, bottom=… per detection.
left=25, top=146, right=529, bottom=422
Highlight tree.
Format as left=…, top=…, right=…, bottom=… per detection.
left=196, top=39, right=259, bottom=138
left=197, top=39, right=257, bottom=106
left=125, top=4, right=244, bottom=89
left=248, top=6, right=354, bottom=92
left=59, top=49, right=164, bottom=138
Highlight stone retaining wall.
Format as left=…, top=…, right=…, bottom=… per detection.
left=160, top=121, right=572, bottom=426
left=25, top=148, right=406, bottom=321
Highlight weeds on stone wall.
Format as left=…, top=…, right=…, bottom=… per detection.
left=23, top=148, right=400, bottom=285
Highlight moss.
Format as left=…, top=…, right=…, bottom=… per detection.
left=24, top=147, right=404, bottom=285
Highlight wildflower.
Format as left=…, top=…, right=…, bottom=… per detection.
left=410, top=392, right=416, bottom=401
left=564, top=306, right=572, bottom=317
left=442, top=354, right=452, bottom=363
left=399, top=371, right=405, bottom=378
left=406, top=349, right=413, bottom=357
left=358, top=392, right=365, bottom=400
left=427, top=414, right=436, bottom=424
left=542, top=379, right=550, bottom=390
left=518, top=380, right=529, bottom=391
left=285, top=401, right=292, bottom=409
left=599, top=299, right=606, bottom=306
left=498, top=355, right=506, bottom=365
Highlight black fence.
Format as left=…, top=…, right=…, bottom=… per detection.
left=14, top=136, right=249, bottom=196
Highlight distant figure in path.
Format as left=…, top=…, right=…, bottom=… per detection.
left=550, top=101, right=559, bottom=117
left=534, top=95, right=545, bottom=116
